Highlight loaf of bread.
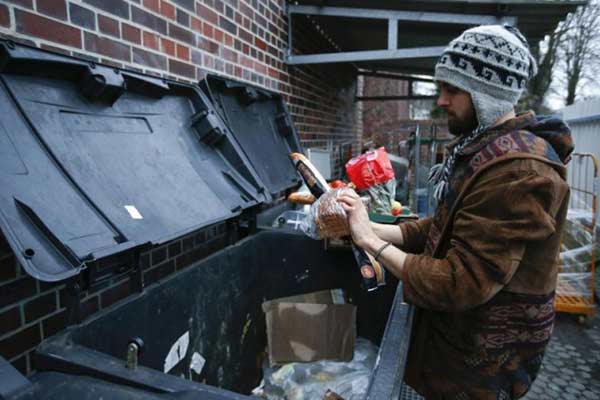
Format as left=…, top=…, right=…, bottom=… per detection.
left=287, top=192, right=317, bottom=205
left=314, top=189, right=350, bottom=238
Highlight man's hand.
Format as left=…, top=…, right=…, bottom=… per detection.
left=337, top=189, right=380, bottom=249
left=338, top=188, right=408, bottom=278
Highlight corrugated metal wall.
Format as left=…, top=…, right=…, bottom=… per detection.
left=561, top=99, right=600, bottom=217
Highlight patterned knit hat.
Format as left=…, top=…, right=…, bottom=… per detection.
left=428, top=24, right=537, bottom=201
left=434, top=24, right=537, bottom=128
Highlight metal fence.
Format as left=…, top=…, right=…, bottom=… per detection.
left=556, top=152, right=598, bottom=318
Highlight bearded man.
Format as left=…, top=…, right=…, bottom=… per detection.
left=339, top=25, right=573, bottom=399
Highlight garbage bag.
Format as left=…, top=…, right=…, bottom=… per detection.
left=252, top=338, right=378, bottom=400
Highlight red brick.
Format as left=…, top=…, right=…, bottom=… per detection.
left=222, top=47, right=237, bottom=63
left=176, top=44, right=189, bottom=61
left=37, top=0, right=68, bottom=21
left=160, top=0, right=175, bottom=19
left=169, top=58, right=195, bottom=78
left=41, top=310, right=66, bottom=338
left=144, top=259, right=175, bottom=285
left=143, top=0, right=160, bottom=13
left=224, top=33, right=233, bottom=46
left=239, top=27, right=252, bottom=44
left=168, top=22, right=194, bottom=45
left=84, top=32, right=131, bottom=62
left=98, top=14, right=120, bottom=38
left=202, top=23, right=213, bottom=39
left=100, top=279, right=130, bottom=309
left=197, top=37, right=219, bottom=54
left=255, top=62, right=266, bottom=74
left=268, top=67, right=279, bottom=79
left=122, top=23, right=141, bottom=44
left=0, top=276, right=37, bottom=309
left=239, top=54, right=253, bottom=69
left=0, top=306, right=21, bottom=336
left=69, top=3, right=95, bottom=30
left=190, top=16, right=202, bottom=34
left=214, top=28, right=224, bottom=43
left=132, top=5, right=167, bottom=35
left=143, top=31, right=159, bottom=50
left=196, top=3, right=218, bottom=25
left=0, top=324, right=41, bottom=360
left=133, top=47, right=167, bottom=69
left=161, top=37, right=175, bottom=56
left=80, top=295, right=99, bottom=320
left=255, top=37, right=267, bottom=51
left=24, top=292, right=57, bottom=323
left=15, top=10, right=81, bottom=48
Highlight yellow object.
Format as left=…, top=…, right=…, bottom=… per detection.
left=391, top=201, right=402, bottom=212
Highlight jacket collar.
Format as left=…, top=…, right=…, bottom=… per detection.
left=446, top=112, right=537, bottom=156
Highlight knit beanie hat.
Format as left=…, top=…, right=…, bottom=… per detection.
left=429, top=24, right=537, bottom=201
left=434, top=24, right=537, bottom=128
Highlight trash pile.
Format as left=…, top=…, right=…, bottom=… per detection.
left=252, top=338, right=378, bottom=400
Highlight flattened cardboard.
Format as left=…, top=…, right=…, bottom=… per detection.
left=262, top=289, right=356, bottom=365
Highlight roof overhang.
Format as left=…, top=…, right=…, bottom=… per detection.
left=286, top=0, right=586, bottom=75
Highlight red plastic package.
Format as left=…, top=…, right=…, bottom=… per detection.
left=345, top=147, right=395, bottom=190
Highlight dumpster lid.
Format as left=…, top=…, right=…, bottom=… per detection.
left=0, top=42, right=267, bottom=282
left=201, top=75, right=302, bottom=197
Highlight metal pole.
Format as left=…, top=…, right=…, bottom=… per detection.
left=413, top=124, right=420, bottom=214
left=388, top=19, right=398, bottom=50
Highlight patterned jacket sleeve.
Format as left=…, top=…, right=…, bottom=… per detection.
left=398, top=217, right=433, bottom=254
left=400, top=166, right=568, bottom=311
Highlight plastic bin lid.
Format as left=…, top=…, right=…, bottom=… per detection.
left=200, top=75, right=302, bottom=197
left=0, top=42, right=268, bottom=282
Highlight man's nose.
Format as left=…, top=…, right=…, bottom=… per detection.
left=437, top=93, right=449, bottom=108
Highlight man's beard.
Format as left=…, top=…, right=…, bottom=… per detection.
left=447, top=110, right=478, bottom=137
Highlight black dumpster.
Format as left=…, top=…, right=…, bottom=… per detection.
left=0, top=42, right=413, bottom=399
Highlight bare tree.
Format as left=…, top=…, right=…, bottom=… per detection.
left=522, top=24, right=569, bottom=113
left=559, top=0, right=600, bottom=105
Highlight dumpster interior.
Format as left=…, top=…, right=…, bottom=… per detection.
left=37, top=231, right=398, bottom=396
left=0, top=41, right=412, bottom=399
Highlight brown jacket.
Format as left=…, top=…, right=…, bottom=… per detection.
left=399, top=113, right=572, bottom=399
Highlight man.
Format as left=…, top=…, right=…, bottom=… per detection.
left=339, top=25, right=573, bottom=399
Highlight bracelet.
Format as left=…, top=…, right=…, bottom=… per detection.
left=374, top=242, right=392, bottom=262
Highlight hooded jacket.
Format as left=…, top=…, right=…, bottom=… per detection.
left=399, top=112, right=573, bottom=399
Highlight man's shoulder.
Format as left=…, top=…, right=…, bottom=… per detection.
left=469, top=129, right=565, bottom=174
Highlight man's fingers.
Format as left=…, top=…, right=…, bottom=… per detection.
left=340, top=202, right=353, bottom=212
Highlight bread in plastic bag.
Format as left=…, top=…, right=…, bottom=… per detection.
left=300, top=188, right=350, bottom=239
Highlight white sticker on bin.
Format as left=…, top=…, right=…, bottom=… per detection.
left=164, top=331, right=190, bottom=373
left=190, top=352, right=206, bottom=375
left=124, top=205, right=143, bottom=220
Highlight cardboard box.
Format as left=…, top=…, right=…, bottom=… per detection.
left=262, top=289, right=356, bottom=365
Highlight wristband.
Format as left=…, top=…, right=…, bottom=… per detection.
left=374, top=242, right=392, bottom=262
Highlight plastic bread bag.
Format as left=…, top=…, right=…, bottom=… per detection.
left=300, top=188, right=351, bottom=240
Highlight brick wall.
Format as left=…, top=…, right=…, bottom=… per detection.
left=0, top=0, right=360, bottom=375
left=362, top=76, right=410, bottom=153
